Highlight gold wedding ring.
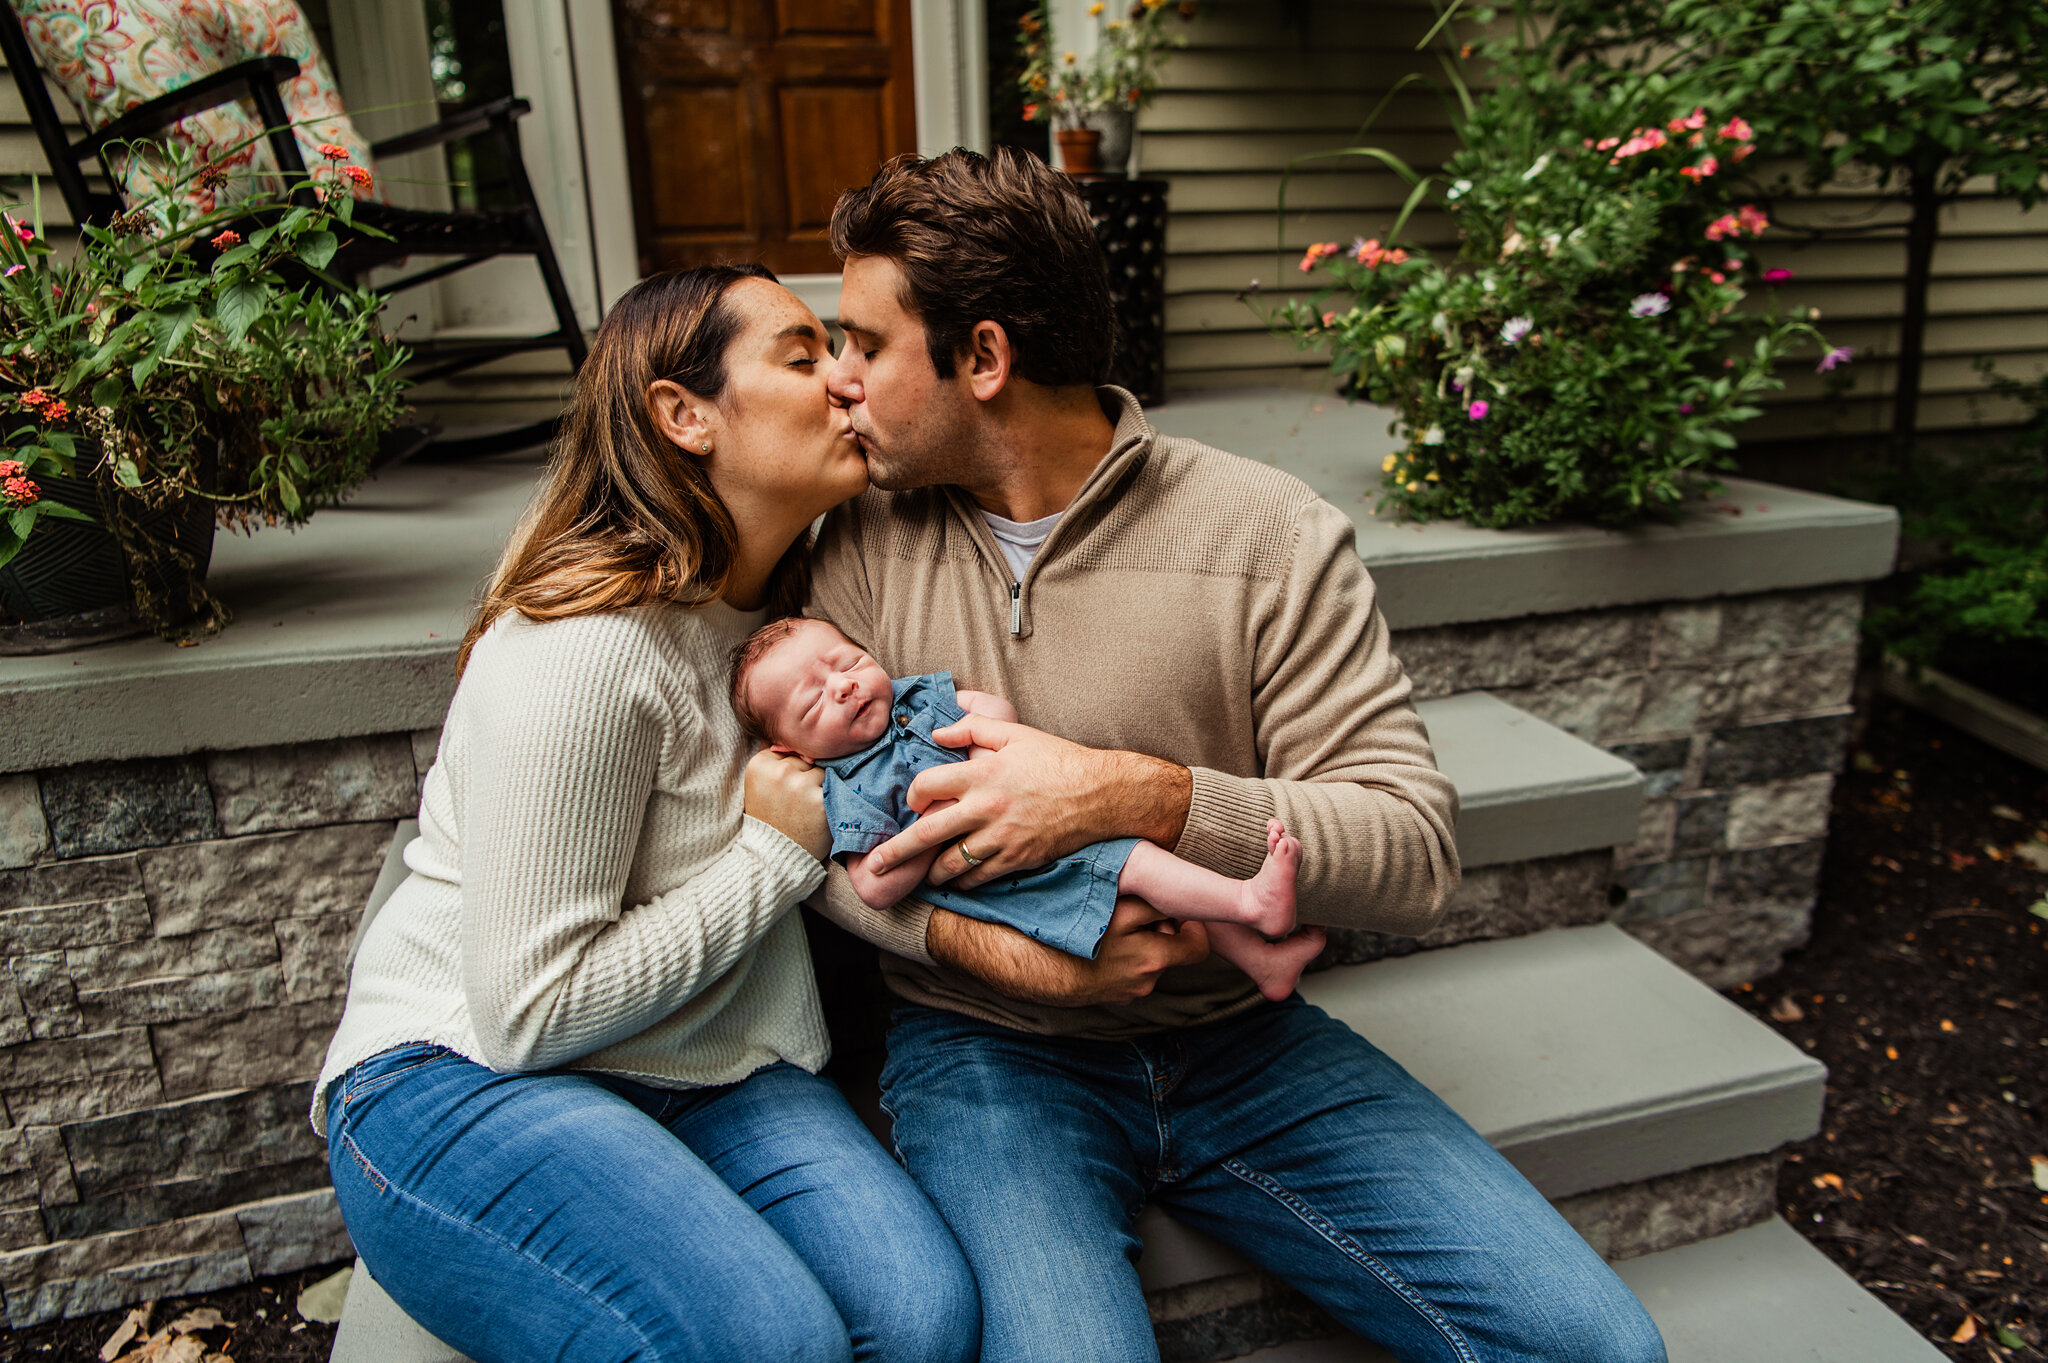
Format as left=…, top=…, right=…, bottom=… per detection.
left=958, top=843, right=986, bottom=869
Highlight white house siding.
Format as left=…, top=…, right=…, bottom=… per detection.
left=1146, top=0, right=2048, bottom=436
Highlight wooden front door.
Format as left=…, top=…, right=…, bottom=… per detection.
left=612, top=0, right=917, bottom=276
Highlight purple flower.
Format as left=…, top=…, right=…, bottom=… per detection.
left=1762, top=268, right=1793, bottom=284
left=1, top=265, right=21, bottom=277
left=1815, top=346, right=1854, bottom=373
left=1469, top=400, right=1490, bottom=420
left=1678, top=403, right=1694, bottom=414
left=1500, top=316, right=1533, bottom=345
left=1629, top=292, right=1671, bottom=318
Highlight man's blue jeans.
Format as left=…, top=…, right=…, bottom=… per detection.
left=880, top=997, right=1668, bottom=1363
left=326, top=1044, right=979, bottom=1363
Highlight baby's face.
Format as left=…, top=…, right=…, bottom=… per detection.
left=748, top=620, right=894, bottom=760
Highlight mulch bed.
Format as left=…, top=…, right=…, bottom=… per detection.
left=2, top=696, right=2043, bottom=1362
left=1728, top=691, right=2048, bottom=1360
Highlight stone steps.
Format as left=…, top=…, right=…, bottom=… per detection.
left=1136, top=925, right=1823, bottom=1316
left=1233, top=1218, right=1945, bottom=1363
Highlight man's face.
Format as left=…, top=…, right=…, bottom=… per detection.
left=827, top=256, right=981, bottom=491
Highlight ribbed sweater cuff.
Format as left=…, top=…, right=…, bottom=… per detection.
left=740, top=816, right=830, bottom=900
left=875, top=899, right=938, bottom=967
left=1176, top=767, right=1276, bottom=880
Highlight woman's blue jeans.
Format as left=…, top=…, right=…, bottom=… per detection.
left=326, top=1044, right=979, bottom=1363
left=880, top=997, right=1668, bottom=1363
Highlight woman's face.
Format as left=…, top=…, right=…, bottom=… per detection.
left=698, top=278, right=868, bottom=524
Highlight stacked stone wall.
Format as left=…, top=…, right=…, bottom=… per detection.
left=1392, top=584, right=1862, bottom=987
left=0, top=734, right=435, bottom=1326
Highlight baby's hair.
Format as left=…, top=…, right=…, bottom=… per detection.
left=729, top=616, right=831, bottom=743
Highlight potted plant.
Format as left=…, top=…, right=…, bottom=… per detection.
left=1016, top=0, right=1196, bottom=176
left=0, top=141, right=409, bottom=647
left=1263, top=16, right=1842, bottom=528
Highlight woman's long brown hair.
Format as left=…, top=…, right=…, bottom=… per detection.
left=458, top=265, right=812, bottom=675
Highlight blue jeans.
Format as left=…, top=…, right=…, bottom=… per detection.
left=880, top=998, right=1668, bottom=1363
left=326, top=1044, right=979, bottom=1363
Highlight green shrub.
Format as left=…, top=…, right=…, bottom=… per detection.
left=1864, top=369, right=2048, bottom=669
left=1265, top=9, right=1835, bottom=528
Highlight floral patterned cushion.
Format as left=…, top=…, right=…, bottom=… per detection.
left=11, top=0, right=377, bottom=213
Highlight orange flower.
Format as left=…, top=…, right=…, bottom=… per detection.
left=40, top=400, right=68, bottom=423
left=3, top=475, right=37, bottom=505
left=317, top=142, right=351, bottom=163
left=210, top=229, right=242, bottom=250
left=342, top=165, right=373, bottom=189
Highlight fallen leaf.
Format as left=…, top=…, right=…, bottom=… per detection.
left=1951, top=1314, right=1978, bottom=1344
left=2032, top=897, right=2048, bottom=920
left=2014, top=841, right=2048, bottom=872
left=1998, top=1326, right=2027, bottom=1349
left=1940, top=1019, right=1957, bottom=1032
left=1852, top=750, right=1882, bottom=773
left=1885, top=1046, right=1899, bottom=1060
left=1992, top=804, right=2024, bottom=821
left=1812, top=1173, right=1844, bottom=1190
left=162, top=1336, right=206, bottom=1363
left=2031, top=1155, right=2048, bottom=1192
left=1769, top=995, right=1804, bottom=1023
left=101, top=1306, right=149, bottom=1361
left=297, top=1264, right=353, bottom=1324
left=168, top=1309, right=223, bottom=1334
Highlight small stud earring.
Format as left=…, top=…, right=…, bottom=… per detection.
left=700, top=443, right=710, bottom=453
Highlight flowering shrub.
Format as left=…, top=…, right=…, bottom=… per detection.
left=1267, top=33, right=1839, bottom=527
left=1016, top=0, right=1194, bottom=126
left=0, top=140, right=409, bottom=636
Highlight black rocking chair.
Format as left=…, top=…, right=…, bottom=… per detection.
left=0, top=18, right=588, bottom=460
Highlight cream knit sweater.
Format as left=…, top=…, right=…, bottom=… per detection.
left=311, top=601, right=829, bottom=1135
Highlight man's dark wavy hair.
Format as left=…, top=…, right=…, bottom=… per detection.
left=829, top=147, right=1116, bottom=388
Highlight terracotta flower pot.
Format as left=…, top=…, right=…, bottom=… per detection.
left=1055, top=126, right=1104, bottom=177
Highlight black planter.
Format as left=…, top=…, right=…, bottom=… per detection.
left=0, top=469, right=216, bottom=653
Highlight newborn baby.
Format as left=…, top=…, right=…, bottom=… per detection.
left=730, top=617, right=1328, bottom=1001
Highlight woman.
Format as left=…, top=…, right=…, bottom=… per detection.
left=313, top=266, right=979, bottom=1363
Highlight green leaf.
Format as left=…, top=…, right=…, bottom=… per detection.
left=91, top=375, right=124, bottom=408
left=43, top=431, right=74, bottom=459
left=209, top=243, right=257, bottom=275
left=36, top=498, right=93, bottom=524
left=2031, top=897, right=2048, bottom=921
left=277, top=473, right=301, bottom=516
left=295, top=230, right=337, bottom=271
left=122, top=259, right=153, bottom=291
left=1996, top=1326, right=2027, bottom=1350
left=214, top=280, right=267, bottom=344
left=7, top=506, right=33, bottom=539
left=0, top=532, right=23, bottom=573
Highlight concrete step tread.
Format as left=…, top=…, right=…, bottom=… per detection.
left=1414, top=690, right=1643, bottom=867
left=1137, top=924, right=1823, bottom=1292
left=1235, top=1217, right=1945, bottom=1363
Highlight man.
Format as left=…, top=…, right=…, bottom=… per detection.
left=807, top=147, right=1665, bottom=1363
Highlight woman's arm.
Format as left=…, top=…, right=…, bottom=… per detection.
left=459, top=614, right=825, bottom=1073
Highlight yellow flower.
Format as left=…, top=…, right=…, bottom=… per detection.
left=1063, top=50, right=1077, bottom=64
left=1425, top=471, right=1440, bottom=481
left=1406, top=481, right=1422, bottom=493
left=1089, top=1, right=1105, bottom=13
left=1381, top=453, right=1397, bottom=473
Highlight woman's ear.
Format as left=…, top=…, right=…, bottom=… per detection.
left=963, top=320, right=1014, bottom=403
left=649, top=379, right=716, bottom=455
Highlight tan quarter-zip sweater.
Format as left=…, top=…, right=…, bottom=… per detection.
left=806, top=387, right=1460, bottom=1039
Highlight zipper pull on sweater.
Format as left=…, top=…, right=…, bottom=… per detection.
left=1009, top=581, right=1023, bottom=635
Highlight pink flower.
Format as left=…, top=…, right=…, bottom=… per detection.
left=342, top=165, right=373, bottom=189
left=1298, top=241, right=1340, bottom=272
left=39, top=400, right=67, bottom=422
left=1595, top=136, right=1620, bottom=151
left=1664, top=107, right=1707, bottom=134
left=1321, top=311, right=1338, bottom=328
left=210, top=229, right=242, bottom=250
left=0, top=460, right=23, bottom=478
left=2, top=265, right=22, bottom=277
left=1707, top=271, right=1726, bottom=284
left=1762, top=268, right=1793, bottom=283
left=1468, top=400, right=1490, bottom=420
left=317, top=142, right=351, bottom=163
left=1737, top=204, right=1769, bottom=234
left=1730, top=143, right=1755, bottom=162
left=7, top=217, right=31, bottom=243
left=1629, top=292, right=1671, bottom=318
left=1678, top=403, right=1694, bottom=415
left=1816, top=346, right=1855, bottom=373
left=1610, top=128, right=1669, bottom=163
left=1679, top=155, right=1718, bottom=181
left=3, top=475, right=37, bottom=504
left=1717, top=117, right=1753, bottom=143
left=18, top=389, right=45, bottom=408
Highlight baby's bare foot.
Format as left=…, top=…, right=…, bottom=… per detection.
left=1239, top=818, right=1300, bottom=938
left=1210, top=923, right=1327, bottom=1002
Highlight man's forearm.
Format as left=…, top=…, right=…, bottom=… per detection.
left=1088, top=748, right=1192, bottom=848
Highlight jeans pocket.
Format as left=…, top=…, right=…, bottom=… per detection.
left=341, top=1042, right=452, bottom=1107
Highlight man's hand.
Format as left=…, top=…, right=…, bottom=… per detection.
left=926, top=896, right=1211, bottom=1008
left=864, top=714, right=1192, bottom=889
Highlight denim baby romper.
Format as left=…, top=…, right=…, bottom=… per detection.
left=820, top=672, right=1141, bottom=959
